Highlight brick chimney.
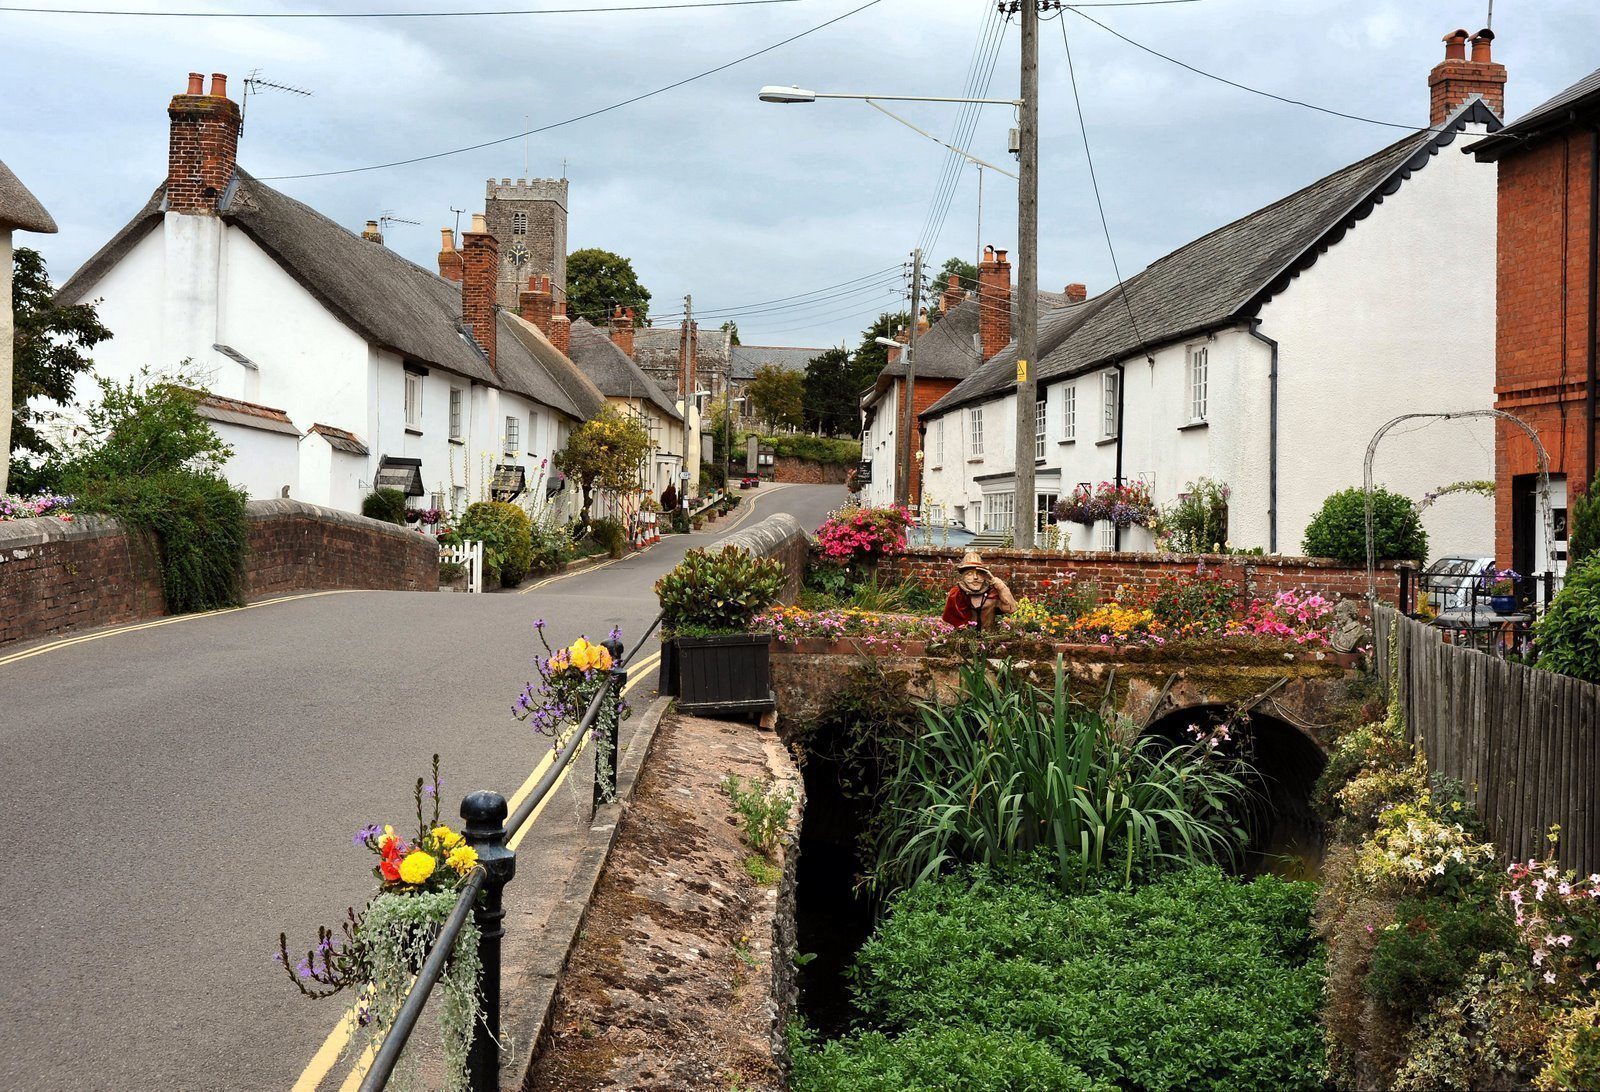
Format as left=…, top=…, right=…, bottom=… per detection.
left=940, top=274, right=964, bottom=315
left=1065, top=283, right=1087, bottom=304
left=167, top=71, right=240, bottom=214
left=437, top=228, right=464, bottom=282
left=461, top=213, right=498, bottom=372
left=519, top=273, right=554, bottom=335
left=977, top=246, right=1012, bottom=361
left=549, top=301, right=572, bottom=356
left=1429, top=27, right=1506, bottom=125
left=609, top=306, right=635, bottom=357
left=361, top=220, right=383, bottom=244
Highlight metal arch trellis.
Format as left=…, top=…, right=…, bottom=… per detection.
left=1362, top=410, right=1554, bottom=604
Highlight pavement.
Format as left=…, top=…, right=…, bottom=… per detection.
left=0, top=483, right=841, bottom=1092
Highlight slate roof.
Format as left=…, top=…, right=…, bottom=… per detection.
left=57, top=171, right=593, bottom=421
left=926, top=99, right=1502, bottom=418
left=1468, top=66, right=1600, bottom=160
left=729, top=345, right=825, bottom=382
left=194, top=392, right=300, bottom=436
left=880, top=289, right=1073, bottom=385
left=565, top=319, right=683, bottom=419
left=0, top=158, right=57, bottom=234
left=309, top=423, right=369, bottom=455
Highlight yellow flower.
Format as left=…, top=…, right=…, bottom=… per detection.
left=446, top=845, right=480, bottom=875
left=398, top=851, right=436, bottom=884
left=431, top=825, right=464, bottom=849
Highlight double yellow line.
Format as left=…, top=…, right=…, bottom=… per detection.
left=294, top=651, right=661, bottom=1091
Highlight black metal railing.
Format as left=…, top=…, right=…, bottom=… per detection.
left=1401, top=568, right=1559, bottom=662
left=357, top=614, right=661, bottom=1092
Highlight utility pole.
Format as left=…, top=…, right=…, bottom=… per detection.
left=896, top=247, right=924, bottom=508
left=1012, top=0, right=1040, bottom=549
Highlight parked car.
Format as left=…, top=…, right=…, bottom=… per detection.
left=1419, top=556, right=1495, bottom=614
left=907, top=520, right=977, bottom=550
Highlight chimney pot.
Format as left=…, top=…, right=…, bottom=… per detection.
left=187, top=72, right=205, bottom=95
left=167, top=68, right=241, bottom=214
left=1443, top=29, right=1469, bottom=60
left=437, top=228, right=463, bottom=282
left=1470, top=27, right=1494, bottom=62
left=610, top=305, right=636, bottom=357
left=1429, top=25, right=1506, bottom=125
left=209, top=73, right=227, bottom=97
left=361, top=219, right=383, bottom=244
left=1066, top=282, right=1087, bottom=304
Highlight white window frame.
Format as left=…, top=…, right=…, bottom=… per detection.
left=969, top=406, right=984, bottom=458
left=448, top=387, right=463, bottom=440
left=985, top=492, right=1015, bottom=533
left=1036, top=491, right=1058, bottom=534
left=1062, top=384, right=1076, bottom=440
left=1035, top=398, right=1047, bottom=461
left=404, top=371, right=423, bottom=430
left=1101, top=371, right=1119, bottom=439
left=503, top=414, right=519, bottom=454
left=934, top=418, right=945, bottom=467
left=1187, top=344, right=1209, bottom=423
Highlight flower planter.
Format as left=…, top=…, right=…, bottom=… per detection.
left=658, top=638, right=678, bottom=696
left=675, top=633, right=774, bottom=717
left=1490, top=594, right=1517, bottom=615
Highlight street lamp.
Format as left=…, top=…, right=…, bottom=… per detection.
left=758, top=56, right=1041, bottom=544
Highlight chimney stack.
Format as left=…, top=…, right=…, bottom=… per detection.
left=461, top=212, right=498, bottom=372
left=977, top=246, right=1012, bottom=361
left=1429, top=27, right=1506, bottom=125
left=361, top=220, right=384, bottom=244
left=1065, top=283, right=1087, bottom=304
left=940, top=273, right=964, bottom=315
left=167, top=70, right=241, bottom=214
left=679, top=320, right=699, bottom=403
left=609, top=306, right=635, bottom=357
left=437, top=228, right=464, bottom=282
left=549, top=301, right=572, bottom=356
left=519, top=273, right=554, bottom=335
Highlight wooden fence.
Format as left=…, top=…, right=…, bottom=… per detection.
left=1373, top=606, right=1600, bottom=872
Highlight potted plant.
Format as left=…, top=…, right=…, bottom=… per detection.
left=1480, top=567, right=1521, bottom=615
left=655, top=545, right=786, bottom=715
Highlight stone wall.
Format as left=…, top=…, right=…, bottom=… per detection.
left=878, top=546, right=1410, bottom=609
left=0, top=499, right=438, bottom=649
left=719, top=512, right=809, bottom=604
left=769, top=456, right=849, bottom=485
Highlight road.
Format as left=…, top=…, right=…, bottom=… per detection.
left=0, top=483, right=841, bottom=1091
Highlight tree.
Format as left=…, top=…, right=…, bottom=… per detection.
left=746, top=364, right=804, bottom=431
left=854, top=311, right=911, bottom=377
left=7, top=246, right=112, bottom=492
left=565, top=248, right=652, bottom=327
left=802, top=346, right=854, bottom=437
left=1570, top=471, right=1599, bottom=568
left=721, top=320, right=741, bottom=346
left=927, top=256, right=978, bottom=324
left=553, top=404, right=653, bottom=523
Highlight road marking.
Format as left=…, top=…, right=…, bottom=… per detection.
left=294, top=650, right=661, bottom=1090
left=0, top=589, right=359, bottom=669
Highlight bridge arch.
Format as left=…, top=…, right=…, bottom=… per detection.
left=1143, top=703, right=1327, bottom=878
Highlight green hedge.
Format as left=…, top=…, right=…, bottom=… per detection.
left=740, top=433, right=861, bottom=466
left=794, top=864, right=1325, bottom=1092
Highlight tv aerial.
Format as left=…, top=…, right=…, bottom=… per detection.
left=379, top=211, right=421, bottom=234
left=241, top=69, right=312, bottom=134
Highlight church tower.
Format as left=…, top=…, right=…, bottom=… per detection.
left=484, top=176, right=568, bottom=310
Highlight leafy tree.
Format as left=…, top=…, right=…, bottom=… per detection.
left=64, top=370, right=231, bottom=482
left=927, top=256, right=978, bottom=324
left=553, top=404, right=653, bottom=523
left=854, top=311, right=911, bottom=377
left=745, top=363, right=804, bottom=431
left=565, top=247, right=651, bottom=327
left=1569, top=471, right=1599, bottom=568
left=721, top=320, right=741, bottom=346
left=801, top=346, right=851, bottom=436
left=1302, top=486, right=1428, bottom=564
left=6, top=246, right=112, bottom=492
left=1536, top=555, right=1600, bottom=684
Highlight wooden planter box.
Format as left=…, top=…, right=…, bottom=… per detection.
left=673, top=634, right=774, bottom=717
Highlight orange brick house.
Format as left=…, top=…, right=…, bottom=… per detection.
left=1470, top=63, right=1600, bottom=579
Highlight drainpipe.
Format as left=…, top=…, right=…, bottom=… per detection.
left=1248, top=320, right=1280, bottom=554
left=1587, top=125, right=1598, bottom=492
left=1113, top=361, right=1127, bottom=551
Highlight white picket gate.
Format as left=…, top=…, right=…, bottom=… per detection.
left=439, top=539, right=485, bottom=593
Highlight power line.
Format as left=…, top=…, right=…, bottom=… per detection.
left=680, top=278, right=908, bottom=327
left=259, top=0, right=883, bottom=180
left=652, top=264, right=903, bottom=320
left=1066, top=6, right=1439, bottom=133
left=1060, top=11, right=1151, bottom=360
left=916, top=2, right=1000, bottom=252
left=0, top=0, right=796, bottom=15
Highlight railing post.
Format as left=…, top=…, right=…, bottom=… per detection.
left=461, top=790, right=516, bottom=1092
left=595, top=639, right=627, bottom=813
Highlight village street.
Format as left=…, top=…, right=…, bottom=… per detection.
left=0, top=483, right=839, bottom=1092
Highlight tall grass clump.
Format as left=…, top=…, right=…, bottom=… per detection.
left=871, top=657, right=1252, bottom=893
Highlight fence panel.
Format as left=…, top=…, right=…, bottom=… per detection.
left=440, top=540, right=484, bottom=593
left=1375, top=605, right=1600, bottom=874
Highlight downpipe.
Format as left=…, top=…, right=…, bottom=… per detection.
left=1249, top=320, right=1281, bottom=554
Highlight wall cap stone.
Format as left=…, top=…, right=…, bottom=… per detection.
left=719, top=512, right=806, bottom=558
left=0, top=513, right=127, bottom=550
left=242, top=498, right=435, bottom=546
left=895, top=545, right=1418, bottom=572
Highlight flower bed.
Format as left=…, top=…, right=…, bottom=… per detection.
left=0, top=492, right=74, bottom=522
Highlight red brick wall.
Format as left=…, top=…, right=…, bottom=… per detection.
left=888, top=375, right=959, bottom=506
left=770, top=456, right=849, bottom=484
left=0, top=501, right=438, bottom=649
left=877, top=547, right=1409, bottom=609
left=166, top=74, right=240, bottom=214
left=1493, top=128, right=1598, bottom=562
left=462, top=219, right=500, bottom=372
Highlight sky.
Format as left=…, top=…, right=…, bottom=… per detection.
left=3, top=0, right=1597, bottom=352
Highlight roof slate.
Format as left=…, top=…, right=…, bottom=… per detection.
left=309, top=423, right=370, bottom=455
left=1468, top=66, right=1600, bottom=159
left=926, top=100, right=1500, bottom=417
left=729, top=345, right=826, bottom=381
left=0, top=158, right=57, bottom=234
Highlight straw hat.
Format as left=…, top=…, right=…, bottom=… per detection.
left=954, top=549, right=992, bottom=577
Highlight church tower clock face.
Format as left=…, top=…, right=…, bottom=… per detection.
left=507, top=243, right=531, bottom=266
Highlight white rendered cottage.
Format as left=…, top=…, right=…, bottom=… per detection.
left=919, top=36, right=1508, bottom=558
left=58, top=72, right=606, bottom=517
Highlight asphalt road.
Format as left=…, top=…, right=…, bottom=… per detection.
left=0, top=483, right=841, bottom=1091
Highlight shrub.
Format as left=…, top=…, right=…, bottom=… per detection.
left=669, top=508, right=690, bottom=534
left=361, top=488, right=408, bottom=525
left=1538, top=1001, right=1600, bottom=1091
left=1570, top=472, right=1599, bottom=567
left=791, top=1026, right=1098, bottom=1092
left=659, top=483, right=677, bottom=512
left=719, top=774, right=794, bottom=856
left=871, top=658, right=1252, bottom=894
left=1302, top=486, right=1427, bottom=564
left=814, top=505, right=913, bottom=568
left=455, top=501, right=533, bottom=587
left=1392, top=953, right=1549, bottom=1091
left=1535, top=554, right=1600, bottom=683
left=588, top=517, right=626, bottom=559
left=1313, top=713, right=1411, bottom=826
left=1155, top=476, right=1231, bottom=551
left=1365, top=896, right=1515, bottom=1019
left=797, top=865, right=1324, bottom=1092
left=1143, top=568, right=1239, bottom=632
left=526, top=521, right=573, bottom=574
left=655, top=545, right=785, bottom=635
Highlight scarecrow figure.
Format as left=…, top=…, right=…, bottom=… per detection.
left=941, top=550, right=1017, bottom=631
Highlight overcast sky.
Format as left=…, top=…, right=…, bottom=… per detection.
left=3, top=0, right=1596, bottom=350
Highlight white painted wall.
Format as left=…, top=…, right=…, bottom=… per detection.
left=212, top=421, right=298, bottom=500
left=861, top=383, right=898, bottom=508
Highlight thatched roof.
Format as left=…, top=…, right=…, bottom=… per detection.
left=0, top=159, right=56, bottom=234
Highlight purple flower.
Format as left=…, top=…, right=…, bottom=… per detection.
left=353, top=823, right=382, bottom=846
left=423, top=780, right=439, bottom=798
